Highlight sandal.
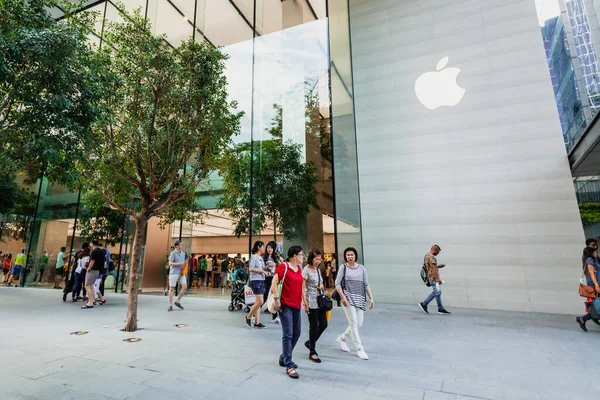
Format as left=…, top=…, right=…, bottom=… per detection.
left=286, top=368, right=299, bottom=379
left=81, top=305, right=94, bottom=309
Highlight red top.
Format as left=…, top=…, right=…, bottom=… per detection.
left=3, top=257, right=9, bottom=270
left=276, top=262, right=303, bottom=309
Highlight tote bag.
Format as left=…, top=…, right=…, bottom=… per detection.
left=266, top=263, right=288, bottom=313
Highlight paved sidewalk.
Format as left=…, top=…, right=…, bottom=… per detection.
left=0, top=287, right=598, bottom=400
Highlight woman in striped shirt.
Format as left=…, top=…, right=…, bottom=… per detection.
left=334, top=247, right=374, bottom=360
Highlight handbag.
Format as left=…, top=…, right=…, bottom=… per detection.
left=331, top=264, right=346, bottom=302
left=316, top=268, right=333, bottom=311
left=579, top=260, right=597, bottom=299
left=266, top=262, right=288, bottom=313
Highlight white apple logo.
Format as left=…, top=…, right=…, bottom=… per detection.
left=415, top=57, right=465, bottom=110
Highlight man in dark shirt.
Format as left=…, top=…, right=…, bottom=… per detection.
left=82, top=240, right=105, bottom=309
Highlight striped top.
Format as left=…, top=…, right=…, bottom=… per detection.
left=335, top=264, right=369, bottom=311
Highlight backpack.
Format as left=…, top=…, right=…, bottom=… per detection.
left=420, top=255, right=431, bottom=287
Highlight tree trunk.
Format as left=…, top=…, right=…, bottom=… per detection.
left=123, top=213, right=148, bottom=332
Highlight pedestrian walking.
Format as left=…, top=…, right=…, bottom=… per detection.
left=264, top=241, right=281, bottom=323
left=2, top=254, right=11, bottom=284
left=303, top=248, right=327, bottom=363
left=335, top=247, right=374, bottom=361
left=53, top=247, right=66, bottom=289
left=577, top=247, right=600, bottom=331
left=245, top=241, right=267, bottom=328
left=82, top=241, right=104, bottom=309
left=9, top=249, right=26, bottom=287
left=34, top=251, right=48, bottom=283
left=71, top=244, right=90, bottom=302
left=418, top=245, right=451, bottom=315
left=167, top=240, right=187, bottom=311
left=272, top=245, right=305, bottom=379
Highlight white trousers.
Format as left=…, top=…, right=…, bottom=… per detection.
left=94, top=278, right=101, bottom=295
left=341, top=305, right=364, bottom=350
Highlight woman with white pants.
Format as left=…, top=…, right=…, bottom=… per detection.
left=335, top=247, right=374, bottom=360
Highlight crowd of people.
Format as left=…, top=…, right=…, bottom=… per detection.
left=165, top=239, right=375, bottom=380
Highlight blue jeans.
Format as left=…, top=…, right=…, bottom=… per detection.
left=279, top=304, right=301, bottom=368
left=72, top=270, right=86, bottom=299
left=423, top=280, right=443, bottom=309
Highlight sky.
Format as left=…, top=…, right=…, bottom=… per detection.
left=534, top=0, right=561, bottom=26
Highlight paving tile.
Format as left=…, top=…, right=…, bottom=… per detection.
left=2, top=288, right=599, bottom=400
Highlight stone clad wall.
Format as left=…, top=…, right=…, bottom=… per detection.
left=349, top=0, right=585, bottom=313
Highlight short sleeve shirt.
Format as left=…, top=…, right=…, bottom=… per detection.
left=249, top=254, right=265, bottom=281
left=14, top=253, right=25, bottom=266
left=302, top=266, right=322, bottom=309
left=425, top=253, right=438, bottom=280
left=169, top=250, right=186, bottom=275
left=90, top=248, right=105, bottom=271
left=275, top=263, right=303, bottom=309
left=56, top=252, right=65, bottom=269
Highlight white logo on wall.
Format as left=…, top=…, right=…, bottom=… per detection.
left=415, top=57, right=465, bottom=110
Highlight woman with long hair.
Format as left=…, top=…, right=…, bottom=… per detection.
left=335, top=247, right=374, bottom=360
left=577, top=247, right=600, bottom=331
left=302, top=248, right=327, bottom=363
left=264, top=240, right=282, bottom=323
left=272, top=245, right=305, bottom=379
left=245, top=240, right=267, bottom=328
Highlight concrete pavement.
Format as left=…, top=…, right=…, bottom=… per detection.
left=0, top=286, right=598, bottom=399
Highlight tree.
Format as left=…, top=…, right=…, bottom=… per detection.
left=219, top=139, right=320, bottom=241
left=78, top=193, right=127, bottom=247
left=79, top=9, right=241, bottom=331
left=0, top=0, right=101, bottom=186
left=0, top=173, right=36, bottom=242
left=579, top=202, right=600, bottom=226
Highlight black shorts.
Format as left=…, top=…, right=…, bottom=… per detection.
left=56, top=267, right=64, bottom=276
left=250, top=280, right=266, bottom=296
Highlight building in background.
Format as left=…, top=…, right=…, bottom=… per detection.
left=541, top=15, right=586, bottom=147
left=5, top=0, right=589, bottom=314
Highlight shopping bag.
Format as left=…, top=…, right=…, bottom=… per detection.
left=244, top=284, right=256, bottom=306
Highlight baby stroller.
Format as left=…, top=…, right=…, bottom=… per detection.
left=228, top=280, right=250, bottom=312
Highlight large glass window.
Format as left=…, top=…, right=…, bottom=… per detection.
left=22, top=0, right=357, bottom=296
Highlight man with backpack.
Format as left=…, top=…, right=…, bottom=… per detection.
left=419, top=245, right=451, bottom=315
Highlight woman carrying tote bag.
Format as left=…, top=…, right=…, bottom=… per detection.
left=576, top=247, right=600, bottom=331
left=272, top=245, right=304, bottom=379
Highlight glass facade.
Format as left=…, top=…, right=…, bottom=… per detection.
left=4, top=0, right=360, bottom=293
left=535, top=0, right=600, bottom=151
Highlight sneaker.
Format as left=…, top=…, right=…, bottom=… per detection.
left=254, top=323, right=266, bottom=329
left=577, top=316, right=588, bottom=332
left=357, top=348, right=369, bottom=360
left=168, top=306, right=173, bottom=312
left=438, top=308, right=451, bottom=315
left=336, top=336, right=350, bottom=352
left=418, top=302, right=429, bottom=314
left=245, top=316, right=252, bottom=327
left=272, top=317, right=280, bottom=324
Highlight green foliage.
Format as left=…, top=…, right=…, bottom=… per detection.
left=0, top=0, right=102, bottom=186
left=579, top=202, right=600, bottom=226
left=78, top=192, right=126, bottom=246
left=79, top=7, right=242, bottom=224
left=0, top=172, right=36, bottom=242
left=219, top=140, right=320, bottom=240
